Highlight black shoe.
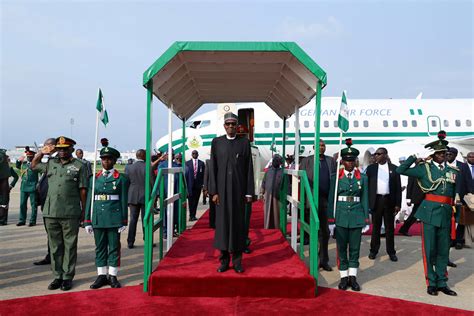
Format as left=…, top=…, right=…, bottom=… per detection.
left=189, top=217, right=198, bottom=222
left=243, top=247, right=252, bottom=254
left=108, top=276, right=121, bottom=288
left=368, top=252, right=377, bottom=260
left=319, top=263, right=333, bottom=271
left=128, top=244, right=134, bottom=249
left=399, top=231, right=411, bottom=237
left=338, top=277, right=349, bottom=290
left=233, top=264, right=245, bottom=273
left=90, top=275, right=109, bottom=289
left=380, top=233, right=386, bottom=238
left=61, top=279, right=73, bottom=291
left=438, top=286, right=457, bottom=296
left=447, top=261, right=457, bottom=268
left=427, top=286, right=438, bottom=296
left=217, top=263, right=229, bottom=273
left=349, top=276, right=361, bottom=291
left=389, top=254, right=398, bottom=262
left=28, top=222, right=36, bottom=227
left=455, top=243, right=463, bottom=250
left=48, top=279, right=62, bottom=290
left=34, top=258, right=51, bottom=266
left=16, top=222, right=25, bottom=226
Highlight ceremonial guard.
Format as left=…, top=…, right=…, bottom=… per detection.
left=396, top=131, right=459, bottom=296
left=16, top=147, right=39, bottom=226
left=84, top=147, right=129, bottom=289
left=328, top=139, right=369, bottom=291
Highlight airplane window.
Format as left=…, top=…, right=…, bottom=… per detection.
left=431, top=120, right=437, bottom=127
left=393, top=120, right=398, bottom=127
left=455, top=120, right=461, bottom=127
left=467, top=120, right=472, bottom=127
left=363, top=120, right=369, bottom=127
left=411, top=120, right=417, bottom=127
left=443, top=120, right=449, bottom=127
left=324, top=121, right=329, bottom=128
left=200, top=120, right=210, bottom=128
left=333, top=120, right=338, bottom=128
left=264, top=121, right=270, bottom=128
left=304, top=121, right=309, bottom=128
left=383, top=120, right=388, bottom=127
left=274, top=121, right=280, bottom=128
left=353, top=121, right=359, bottom=128
left=402, top=120, right=408, bottom=127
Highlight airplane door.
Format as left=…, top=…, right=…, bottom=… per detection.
left=427, top=115, right=441, bottom=136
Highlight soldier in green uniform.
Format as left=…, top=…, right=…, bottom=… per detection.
left=328, top=139, right=369, bottom=292
left=396, top=131, right=459, bottom=296
left=0, top=150, right=19, bottom=225
left=31, top=136, right=88, bottom=291
left=84, top=147, right=128, bottom=289
left=16, top=147, right=39, bottom=226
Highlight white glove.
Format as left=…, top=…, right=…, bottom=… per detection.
left=361, top=225, right=370, bottom=234
left=328, top=224, right=335, bottom=235
left=85, top=226, right=94, bottom=235
left=118, top=226, right=127, bottom=234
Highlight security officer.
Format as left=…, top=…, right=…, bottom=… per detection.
left=0, top=150, right=19, bottom=225
left=396, top=131, right=459, bottom=296
left=31, top=136, right=88, bottom=291
left=84, top=147, right=128, bottom=289
left=328, top=139, right=369, bottom=292
left=16, top=147, right=39, bottom=226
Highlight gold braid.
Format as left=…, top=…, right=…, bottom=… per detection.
left=416, top=162, right=446, bottom=193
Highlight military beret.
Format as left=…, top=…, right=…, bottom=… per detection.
left=340, top=138, right=359, bottom=161
left=55, top=136, right=76, bottom=148
left=224, top=112, right=238, bottom=123
left=100, top=146, right=120, bottom=159
left=425, top=130, right=448, bottom=153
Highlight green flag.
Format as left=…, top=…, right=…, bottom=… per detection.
left=338, top=90, right=349, bottom=132
left=96, top=89, right=109, bottom=126
left=270, top=134, right=276, bottom=153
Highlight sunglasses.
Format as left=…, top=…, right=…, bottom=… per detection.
left=225, top=122, right=237, bottom=126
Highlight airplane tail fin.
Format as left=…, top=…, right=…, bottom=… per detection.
left=416, top=92, right=423, bottom=100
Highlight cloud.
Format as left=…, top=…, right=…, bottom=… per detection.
left=280, top=16, right=343, bottom=39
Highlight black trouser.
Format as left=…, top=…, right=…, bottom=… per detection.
left=0, top=178, right=10, bottom=224
left=188, top=187, right=201, bottom=219
left=304, top=194, right=330, bottom=265
left=220, top=250, right=242, bottom=267
left=127, top=203, right=145, bottom=246
left=370, top=195, right=396, bottom=255
left=456, top=224, right=465, bottom=245
left=209, top=199, right=216, bottom=228
left=399, top=203, right=420, bottom=233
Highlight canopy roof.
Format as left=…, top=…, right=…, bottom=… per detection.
left=143, top=42, right=327, bottom=119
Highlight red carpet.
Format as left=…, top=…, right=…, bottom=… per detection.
left=1, top=285, right=471, bottom=316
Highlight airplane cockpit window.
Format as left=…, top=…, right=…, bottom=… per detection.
left=402, top=120, right=408, bottom=127
left=443, top=120, right=449, bottom=127
left=363, top=120, right=369, bottom=127
left=383, top=120, right=388, bottom=127
left=324, top=121, right=329, bottom=128
left=393, top=120, right=398, bottom=127
left=264, top=121, right=270, bottom=128
left=455, top=120, right=461, bottom=127
left=200, top=120, right=210, bottom=128
left=411, top=120, right=417, bottom=127
left=353, top=121, right=359, bottom=128
left=467, top=120, right=472, bottom=127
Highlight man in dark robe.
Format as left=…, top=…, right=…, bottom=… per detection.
left=260, top=154, right=284, bottom=229
left=209, top=112, right=254, bottom=273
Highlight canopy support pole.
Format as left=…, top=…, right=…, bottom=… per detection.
left=282, top=117, right=286, bottom=162
left=166, top=106, right=173, bottom=249
left=291, top=106, right=300, bottom=251
left=180, top=119, right=186, bottom=232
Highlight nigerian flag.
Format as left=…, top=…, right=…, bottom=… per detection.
left=270, top=134, right=276, bottom=153
left=96, top=89, right=109, bottom=126
left=337, top=91, right=349, bottom=132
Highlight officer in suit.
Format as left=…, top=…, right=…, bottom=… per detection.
left=399, top=174, right=425, bottom=236
left=366, top=147, right=402, bottom=262
left=396, top=131, right=459, bottom=296
left=16, top=147, right=39, bottom=226
left=31, top=136, right=88, bottom=291
left=328, top=139, right=369, bottom=291
left=203, top=158, right=216, bottom=228
left=446, top=147, right=464, bottom=249
left=0, top=150, right=19, bottom=225
left=185, top=150, right=205, bottom=221
left=84, top=147, right=129, bottom=289
left=75, top=149, right=92, bottom=179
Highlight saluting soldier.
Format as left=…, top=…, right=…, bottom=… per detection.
left=328, top=139, right=369, bottom=292
left=31, top=136, right=88, bottom=291
left=84, top=147, right=128, bottom=289
left=16, top=147, right=39, bottom=226
left=396, top=131, right=459, bottom=296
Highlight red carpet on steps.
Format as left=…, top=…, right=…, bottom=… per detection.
left=1, top=285, right=471, bottom=316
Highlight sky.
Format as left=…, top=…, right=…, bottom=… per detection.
left=1, top=0, right=472, bottom=151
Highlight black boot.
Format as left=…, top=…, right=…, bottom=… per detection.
left=349, top=276, right=361, bottom=291
left=108, top=276, right=121, bottom=288
left=90, top=275, right=109, bottom=289
left=338, top=277, right=349, bottom=290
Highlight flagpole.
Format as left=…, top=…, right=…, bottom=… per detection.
left=90, top=91, right=101, bottom=221
left=332, top=130, right=343, bottom=218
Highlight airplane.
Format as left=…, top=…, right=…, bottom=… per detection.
left=155, top=97, right=474, bottom=171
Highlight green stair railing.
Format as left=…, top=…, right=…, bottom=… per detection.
left=143, top=167, right=187, bottom=292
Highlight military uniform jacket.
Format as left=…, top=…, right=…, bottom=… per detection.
left=16, top=161, right=39, bottom=192
left=327, top=168, right=369, bottom=228
left=396, top=155, right=458, bottom=228
left=84, top=170, right=129, bottom=228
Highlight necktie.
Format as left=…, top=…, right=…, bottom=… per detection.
left=194, top=160, right=197, bottom=178
left=104, top=170, right=110, bottom=178
left=471, top=165, right=474, bottom=179
left=439, top=164, right=444, bottom=171
left=347, top=172, right=352, bottom=179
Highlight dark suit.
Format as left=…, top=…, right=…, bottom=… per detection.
left=457, top=162, right=474, bottom=244
left=185, top=159, right=205, bottom=219
left=366, top=163, right=402, bottom=256
left=125, top=160, right=147, bottom=247
left=203, top=159, right=216, bottom=228
left=399, top=176, right=425, bottom=234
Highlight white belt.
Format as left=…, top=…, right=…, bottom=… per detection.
left=338, top=196, right=360, bottom=202
left=94, top=194, right=119, bottom=201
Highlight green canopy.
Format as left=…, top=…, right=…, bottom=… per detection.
left=143, top=41, right=327, bottom=119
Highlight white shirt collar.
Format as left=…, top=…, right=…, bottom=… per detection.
left=226, top=135, right=236, bottom=140
left=102, top=168, right=115, bottom=176
left=344, top=169, right=355, bottom=177
left=136, top=159, right=144, bottom=162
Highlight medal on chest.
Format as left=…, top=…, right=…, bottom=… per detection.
left=112, top=181, right=117, bottom=190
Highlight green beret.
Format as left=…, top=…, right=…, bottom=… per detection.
left=424, top=130, right=448, bottom=153
left=100, top=147, right=120, bottom=159
left=340, top=138, right=359, bottom=161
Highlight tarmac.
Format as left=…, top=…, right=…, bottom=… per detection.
left=0, top=185, right=473, bottom=311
